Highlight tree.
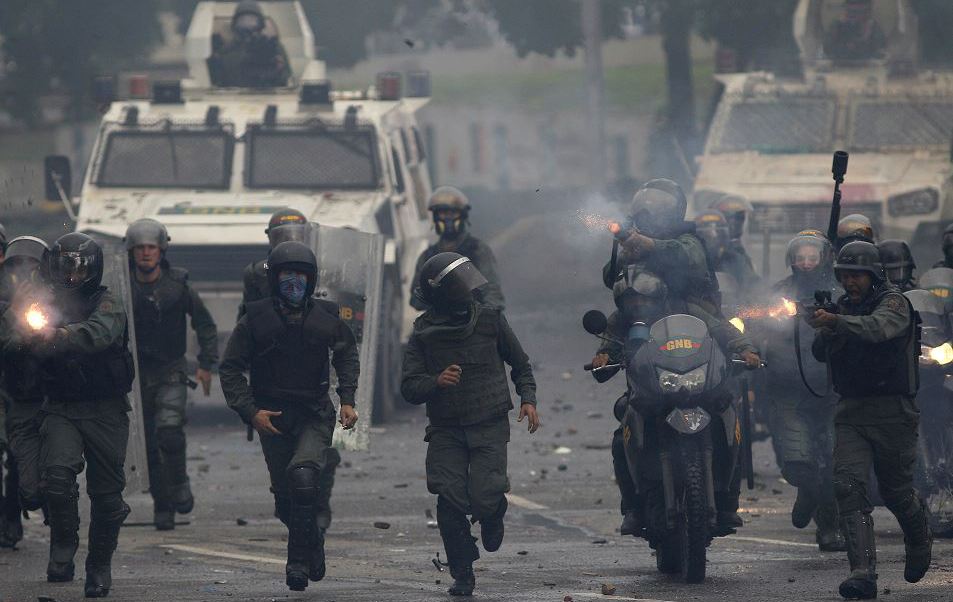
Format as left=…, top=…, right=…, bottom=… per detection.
left=485, top=0, right=625, bottom=57
left=697, top=0, right=800, bottom=75
left=0, top=0, right=163, bottom=126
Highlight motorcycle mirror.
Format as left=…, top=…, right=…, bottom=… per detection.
left=582, top=310, right=608, bottom=335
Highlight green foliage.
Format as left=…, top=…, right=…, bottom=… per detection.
left=485, top=0, right=626, bottom=58
left=0, top=0, right=163, bottom=126
left=696, top=0, right=799, bottom=73
left=301, top=0, right=409, bottom=68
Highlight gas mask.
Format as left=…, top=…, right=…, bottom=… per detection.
left=434, top=210, right=466, bottom=239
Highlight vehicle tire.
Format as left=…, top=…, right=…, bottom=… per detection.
left=372, top=272, right=403, bottom=424
left=680, top=442, right=708, bottom=584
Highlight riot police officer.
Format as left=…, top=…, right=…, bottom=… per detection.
left=933, top=222, right=953, bottom=269
left=763, top=231, right=844, bottom=551
left=835, top=214, right=876, bottom=250
left=239, top=208, right=312, bottom=318
left=207, top=0, right=291, bottom=88
left=710, top=195, right=757, bottom=274
left=0, top=236, right=52, bottom=549
left=694, top=209, right=761, bottom=295
left=809, top=241, right=930, bottom=599
left=27, top=233, right=135, bottom=597
left=221, top=241, right=359, bottom=592
left=878, top=239, right=917, bottom=292
left=411, top=187, right=505, bottom=310
left=605, top=179, right=720, bottom=315
left=402, top=252, right=539, bottom=596
left=125, top=219, right=218, bottom=530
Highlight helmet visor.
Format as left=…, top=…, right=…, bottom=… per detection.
left=431, top=258, right=487, bottom=303
left=268, top=224, right=310, bottom=248
left=786, top=236, right=831, bottom=271
left=52, top=252, right=96, bottom=289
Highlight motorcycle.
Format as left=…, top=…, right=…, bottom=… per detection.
left=583, top=310, right=756, bottom=583
left=906, top=286, right=953, bottom=537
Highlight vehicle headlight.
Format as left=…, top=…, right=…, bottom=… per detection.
left=888, top=188, right=938, bottom=217
left=929, top=343, right=953, bottom=366
left=729, top=317, right=745, bottom=333
left=657, top=366, right=707, bottom=394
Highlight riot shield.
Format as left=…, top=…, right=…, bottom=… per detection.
left=310, top=224, right=384, bottom=451
left=94, top=237, right=150, bottom=495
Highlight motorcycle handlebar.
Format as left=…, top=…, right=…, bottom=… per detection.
left=584, top=363, right=623, bottom=372
left=731, top=359, right=767, bottom=369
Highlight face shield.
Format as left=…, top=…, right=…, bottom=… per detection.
left=430, top=257, right=488, bottom=304
left=786, top=236, right=832, bottom=273
left=52, top=252, right=96, bottom=290
left=268, top=223, right=311, bottom=249
left=1, top=257, right=42, bottom=289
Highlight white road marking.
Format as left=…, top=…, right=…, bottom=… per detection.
left=506, top=493, right=548, bottom=510
left=571, top=593, right=676, bottom=602
left=161, top=544, right=284, bottom=565
left=728, top=535, right=817, bottom=548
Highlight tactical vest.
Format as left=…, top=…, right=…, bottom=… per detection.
left=132, top=267, right=190, bottom=366
left=419, top=306, right=512, bottom=426
left=45, top=288, right=136, bottom=402
left=829, top=287, right=920, bottom=398
left=245, top=297, right=338, bottom=408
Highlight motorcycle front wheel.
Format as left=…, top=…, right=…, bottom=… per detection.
left=680, top=440, right=709, bottom=583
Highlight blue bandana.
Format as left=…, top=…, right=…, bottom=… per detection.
left=278, top=272, right=308, bottom=306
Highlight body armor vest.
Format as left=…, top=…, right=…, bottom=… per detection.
left=132, top=267, right=189, bottom=366
left=829, top=287, right=919, bottom=398
left=45, top=288, right=135, bottom=401
left=245, top=297, right=339, bottom=408
left=419, top=306, right=512, bottom=426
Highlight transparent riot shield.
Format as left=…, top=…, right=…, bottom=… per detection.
left=94, top=237, right=150, bottom=495
left=310, top=225, right=384, bottom=451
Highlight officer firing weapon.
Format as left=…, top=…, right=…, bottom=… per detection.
left=793, top=290, right=838, bottom=398
left=24, top=302, right=50, bottom=331
left=827, top=151, right=850, bottom=247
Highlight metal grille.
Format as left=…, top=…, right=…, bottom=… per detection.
left=165, top=244, right=269, bottom=284
left=96, top=130, right=233, bottom=189
left=712, top=98, right=836, bottom=153
left=246, top=126, right=380, bottom=189
left=749, top=202, right=881, bottom=234
left=850, top=101, right=953, bottom=151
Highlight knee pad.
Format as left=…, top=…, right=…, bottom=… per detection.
left=288, top=466, right=319, bottom=505
left=782, top=461, right=817, bottom=489
left=41, top=467, right=77, bottom=501
left=156, top=427, right=186, bottom=455
left=90, top=493, right=131, bottom=524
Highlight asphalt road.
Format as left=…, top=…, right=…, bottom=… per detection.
left=3, top=302, right=953, bottom=602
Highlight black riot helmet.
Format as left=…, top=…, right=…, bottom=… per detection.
left=49, top=232, right=104, bottom=296
left=836, top=214, right=875, bottom=248
left=265, top=208, right=310, bottom=249
left=266, top=241, right=318, bottom=306
left=124, top=218, right=170, bottom=252
left=417, top=252, right=488, bottom=308
left=1, top=236, right=51, bottom=288
left=233, top=0, right=265, bottom=35
left=709, top=195, right=752, bottom=241
left=628, top=178, right=688, bottom=238
left=428, top=186, right=470, bottom=238
left=833, top=240, right=884, bottom=283
left=877, top=239, right=916, bottom=286
left=693, top=210, right=729, bottom=263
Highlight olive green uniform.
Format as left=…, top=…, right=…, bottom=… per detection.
left=411, top=234, right=505, bottom=310
left=132, top=266, right=218, bottom=520
left=402, top=303, right=536, bottom=570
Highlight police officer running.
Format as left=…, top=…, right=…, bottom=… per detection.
left=0, top=236, right=52, bottom=549
left=411, top=187, right=505, bottom=310
left=402, top=252, right=539, bottom=596
left=809, top=241, right=931, bottom=599
left=221, top=241, right=359, bottom=592
left=125, top=219, right=218, bottom=530
left=21, top=233, right=135, bottom=597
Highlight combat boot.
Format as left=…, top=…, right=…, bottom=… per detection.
left=620, top=511, right=642, bottom=536
left=839, top=512, right=877, bottom=600
left=0, top=514, right=23, bottom=548
left=286, top=467, right=319, bottom=592
left=309, top=449, right=339, bottom=582
left=47, top=483, right=80, bottom=582
left=815, top=498, right=846, bottom=552
left=479, top=497, right=507, bottom=552
left=714, top=491, right=742, bottom=535
left=438, top=497, right=479, bottom=596
left=792, top=486, right=819, bottom=529
left=448, top=564, right=476, bottom=596
left=171, top=480, right=194, bottom=515
left=153, top=501, right=175, bottom=531
left=84, top=499, right=130, bottom=598
left=894, top=498, right=932, bottom=583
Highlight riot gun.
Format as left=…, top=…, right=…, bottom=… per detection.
left=796, top=290, right=838, bottom=318
left=827, top=151, right=850, bottom=246
left=793, top=290, right=836, bottom=398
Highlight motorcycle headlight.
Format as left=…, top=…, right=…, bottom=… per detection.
left=729, top=317, right=745, bottom=333
left=929, top=343, right=953, bottom=366
left=657, top=367, right=707, bottom=394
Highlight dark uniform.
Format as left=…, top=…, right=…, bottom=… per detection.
left=221, top=241, right=359, bottom=592
left=402, top=252, right=537, bottom=596
left=240, top=259, right=270, bottom=312
left=238, top=208, right=311, bottom=319
left=812, top=241, right=930, bottom=599
left=132, top=265, right=218, bottom=527
left=411, top=234, right=505, bottom=310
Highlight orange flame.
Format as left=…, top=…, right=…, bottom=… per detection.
left=737, top=298, right=798, bottom=320
left=25, top=303, right=49, bottom=331
left=608, top=222, right=622, bottom=235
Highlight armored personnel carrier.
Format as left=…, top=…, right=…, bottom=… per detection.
left=695, top=0, right=953, bottom=276
left=44, top=1, right=433, bottom=425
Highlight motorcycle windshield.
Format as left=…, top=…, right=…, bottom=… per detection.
left=906, top=289, right=950, bottom=347
left=649, top=314, right=710, bottom=359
